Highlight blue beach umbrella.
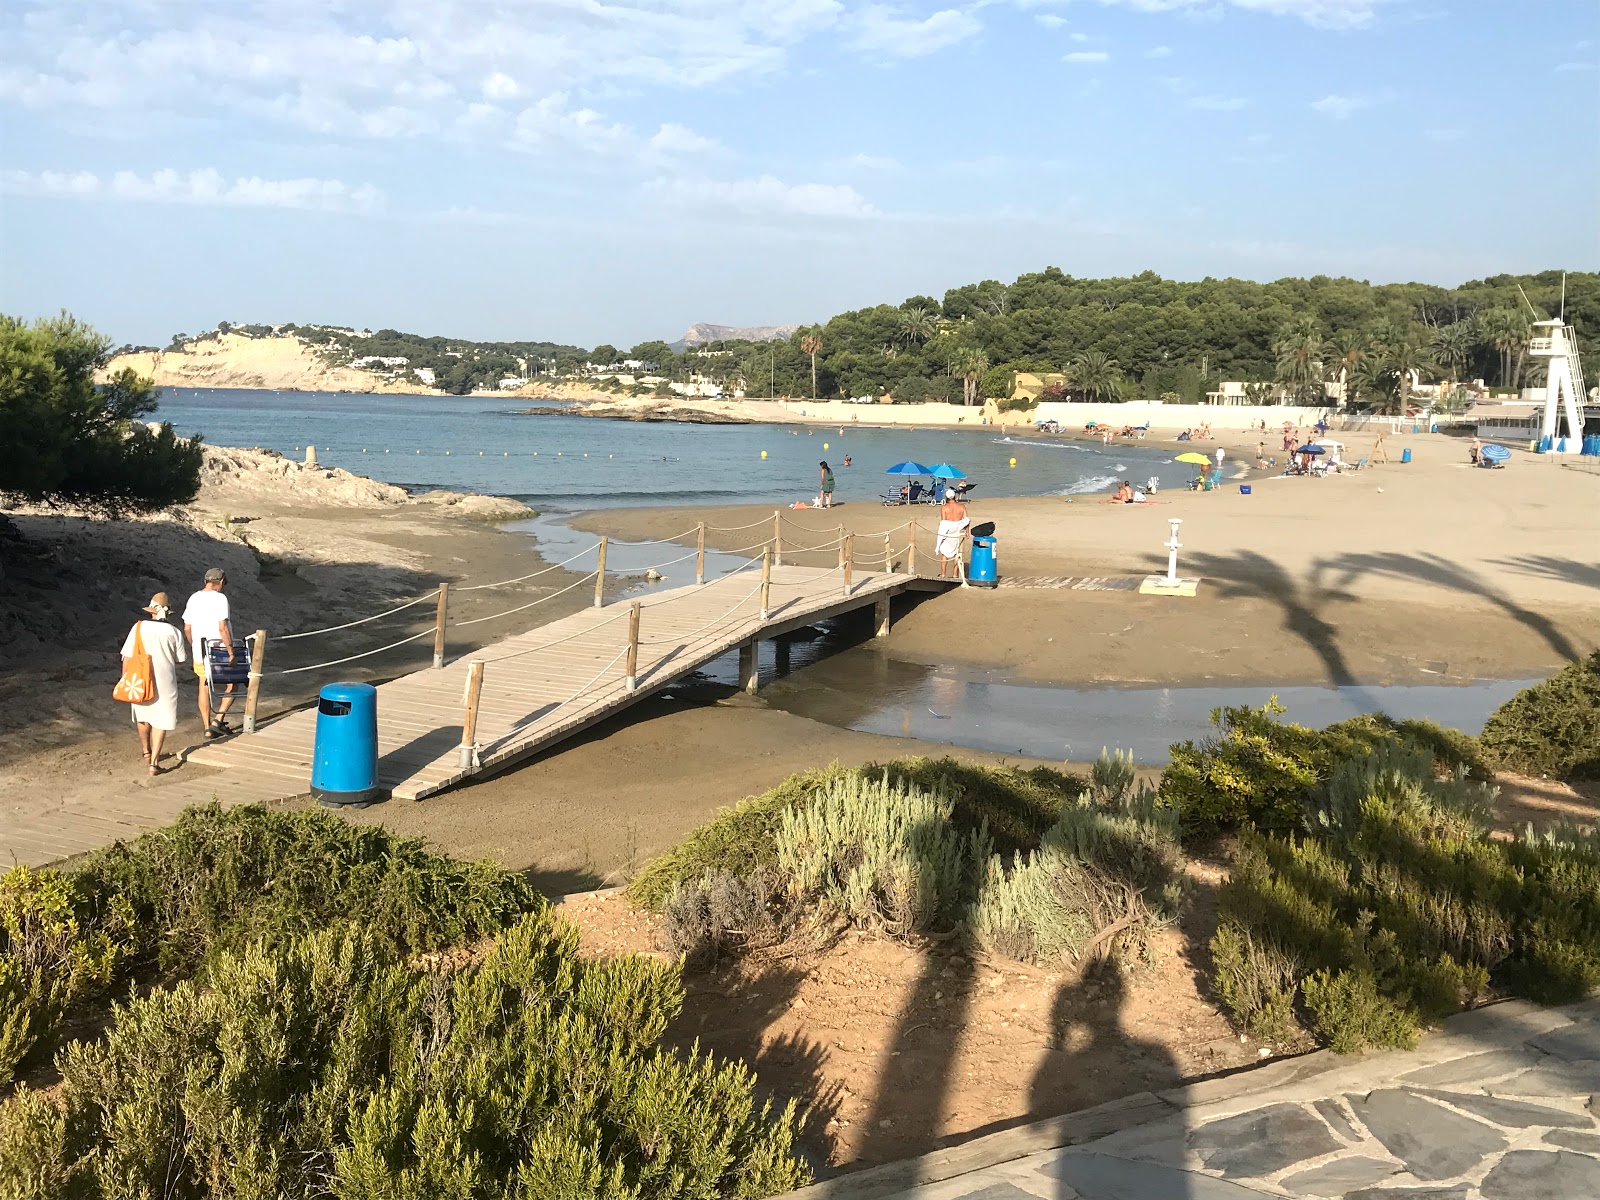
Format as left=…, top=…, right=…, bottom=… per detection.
left=886, top=460, right=932, bottom=475
left=1480, top=443, right=1510, bottom=464
left=928, top=463, right=968, bottom=478
left=1292, top=444, right=1326, bottom=455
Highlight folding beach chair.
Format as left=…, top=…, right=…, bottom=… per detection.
left=202, top=635, right=252, bottom=735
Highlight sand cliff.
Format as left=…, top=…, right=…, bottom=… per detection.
left=101, top=333, right=438, bottom=394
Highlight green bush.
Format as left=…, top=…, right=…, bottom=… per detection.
left=628, top=758, right=1083, bottom=911
left=775, top=773, right=992, bottom=938
left=0, top=804, right=543, bottom=1092
left=1301, top=969, right=1421, bottom=1054
left=970, top=776, right=1182, bottom=967
left=76, top=803, right=541, bottom=971
left=0, top=867, right=133, bottom=1087
left=1479, top=650, right=1600, bottom=780
left=0, top=913, right=808, bottom=1199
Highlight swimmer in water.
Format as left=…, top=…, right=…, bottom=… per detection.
left=842, top=454, right=852, bottom=467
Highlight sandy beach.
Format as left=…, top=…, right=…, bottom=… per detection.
left=573, top=427, right=1600, bottom=689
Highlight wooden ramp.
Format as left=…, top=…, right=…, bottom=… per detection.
left=188, top=564, right=930, bottom=802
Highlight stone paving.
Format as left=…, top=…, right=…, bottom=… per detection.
left=781, top=996, right=1600, bottom=1200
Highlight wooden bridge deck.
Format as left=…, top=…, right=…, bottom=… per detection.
left=188, top=564, right=932, bottom=802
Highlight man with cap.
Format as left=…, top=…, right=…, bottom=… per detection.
left=184, top=567, right=237, bottom=737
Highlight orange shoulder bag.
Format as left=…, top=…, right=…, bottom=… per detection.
left=113, top=624, right=158, bottom=705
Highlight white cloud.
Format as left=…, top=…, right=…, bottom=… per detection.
left=1187, top=94, right=1247, bottom=110
left=1082, top=1, right=1391, bottom=30
left=849, top=6, right=983, bottom=58
left=1145, top=45, right=1174, bottom=57
left=1035, top=14, right=1068, bottom=27
left=1064, top=50, right=1110, bottom=62
left=481, top=72, right=518, bottom=100
left=648, top=174, right=877, bottom=220
left=1311, top=91, right=1378, bottom=118
left=1555, top=60, right=1597, bottom=71
left=649, top=123, right=721, bottom=155
left=2, top=167, right=383, bottom=213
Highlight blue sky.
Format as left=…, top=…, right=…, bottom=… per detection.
left=2, top=0, right=1597, bottom=349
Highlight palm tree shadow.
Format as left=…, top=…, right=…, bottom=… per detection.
left=1492, top=554, right=1600, bottom=594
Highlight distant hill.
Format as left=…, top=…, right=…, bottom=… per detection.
left=671, top=322, right=798, bottom=351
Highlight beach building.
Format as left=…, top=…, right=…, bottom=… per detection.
left=1012, top=371, right=1068, bottom=401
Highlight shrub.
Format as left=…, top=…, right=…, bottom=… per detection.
left=1301, top=969, right=1420, bottom=1054
left=628, top=758, right=1083, bottom=911
left=775, top=773, right=992, bottom=938
left=997, top=395, right=1037, bottom=413
left=1, top=914, right=809, bottom=1199
left=1479, top=651, right=1600, bottom=780
left=661, top=869, right=787, bottom=968
left=0, top=867, right=133, bottom=1087
left=75, top=803, right=541, bottom=971
left=970, top=780, right=1182, bottom=968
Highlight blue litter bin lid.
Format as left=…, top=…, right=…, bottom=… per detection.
left=319, top=682, right=376, bottom=703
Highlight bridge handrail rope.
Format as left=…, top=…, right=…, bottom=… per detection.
left=636, top=572, right=769, bottom=647
left=476, top=603, right=635, bottom=667
left=634, top=552, right=764, bottom=611
left=704, top=516, right=775, bottom=533
left=452, top=570, right=600, bottom=629
left=271, top=627, right=438, bottom=675
left=457, top=541, right=603, bottom=591
left=486, top=644, right=633, bottom=756
left=618, top=527, right=704, bottom=546
left=275, top=588, right=443, bottom=641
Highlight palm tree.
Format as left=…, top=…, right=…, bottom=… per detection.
left=1431, top=321, right=1473, bottom=387
left=1479, top=309, right=1530, bottom=387
left=800, top=334, right=822, bottom=398
left=1379, top=337, right=1434, bottom=414
left=1272, top=320, right=1325, bottom=405
left=1069, top=349, right=1121, bottom=403
left=952, top=347, right=989, bottom=406
left=897, top=307, right=936, bottom=346
left=1325, top=330, right=1369, bottom=406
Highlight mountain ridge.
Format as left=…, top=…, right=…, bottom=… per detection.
left=670, top=322, right=798, bottom=352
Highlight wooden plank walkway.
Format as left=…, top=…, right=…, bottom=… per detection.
left=188, top=564, right=928, bottom=803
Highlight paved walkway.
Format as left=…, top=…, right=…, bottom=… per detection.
left=781, top=996, right=1600, bottom=1199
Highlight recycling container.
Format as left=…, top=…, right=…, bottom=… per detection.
left=1400, top=448, right=1413, bottom=464
left=311, top=682, right=382, bottom=807
left=1239, top=484, right=1252, bottom=495
left=968, top=535, right=998, bottom=588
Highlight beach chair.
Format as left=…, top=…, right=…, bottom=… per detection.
left=882, top=480, right=924, bottom=506
left=202, top=636, right=252, bottom=735
left=1347, top=455, right=1369, bottom=472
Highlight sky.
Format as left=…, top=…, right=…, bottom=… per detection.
left=2, top=0, right=1598, bottom=349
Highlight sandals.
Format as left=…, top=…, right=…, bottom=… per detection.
left=206, top=718, right=233, bottom=739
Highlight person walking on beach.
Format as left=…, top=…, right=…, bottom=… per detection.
left=1256, top=441, right=1269, bottom=469
left=1214, top=445, right=1226, bottom=475
left=936, top=488, right=970, bottom=580
left=120, top=593, right=186, bottom=775
left=818, top=460, right=836, bottom=508
left=184, top=567, right=237, bottom=737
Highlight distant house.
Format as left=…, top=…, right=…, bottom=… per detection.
left=1012, top=372, right=1068, bottom=401
left=352, top=355, right=409, bottom=369
left=498, top=376, right=527, bottom=390
left=413, top=368, right=436, bottom=385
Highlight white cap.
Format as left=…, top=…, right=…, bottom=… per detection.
left=945, top=488, right=956, bottom=500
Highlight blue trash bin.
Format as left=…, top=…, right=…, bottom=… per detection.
left=1400, top=448, right=1413, bottom=464
left=968, top=535, right=998, bottom=588
left=311, top=682, right=382, bottom=807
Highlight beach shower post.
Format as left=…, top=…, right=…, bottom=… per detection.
left=1165, top=518, right=1182, bottom=584
left=1139, top=517, right=1199, bottom=596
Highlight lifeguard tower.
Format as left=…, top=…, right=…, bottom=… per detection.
left=1527, top=318, right=1586, bottom=453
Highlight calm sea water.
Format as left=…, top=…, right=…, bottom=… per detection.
left=154, top=388, right=1200, bottom=510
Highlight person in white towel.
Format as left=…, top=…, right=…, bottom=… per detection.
left=936, top=489, right=969, bottom=580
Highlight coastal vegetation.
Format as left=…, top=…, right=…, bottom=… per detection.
left=0, top=314, right=201, bottom=518
left=1478, top=650, right=1600, bottom=781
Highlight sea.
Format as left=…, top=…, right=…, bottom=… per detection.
left=154, top=388, right=1201, bottom=513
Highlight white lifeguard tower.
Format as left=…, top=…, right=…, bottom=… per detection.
left=1527, top=318, right=1586, bottom=452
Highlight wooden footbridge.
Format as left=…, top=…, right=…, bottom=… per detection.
left=187, top=518, right=953, bottom=803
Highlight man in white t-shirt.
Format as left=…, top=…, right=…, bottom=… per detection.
left=183, top=567, right=237, bottom=736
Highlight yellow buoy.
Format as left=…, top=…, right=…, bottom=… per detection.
left=503, top=451, right=508, bottom=456
left=362, top=448, right=367, bottom=453
left=609, top=454, right=613, bottom=459
left=385, top=449, right=390, bottom=453
left=416, top=449, right=421, bottom=454
left=1009, top=457, right=1017, bottom=467
left=823, top=442, right=829, bottom=450
left=583, top=453, right=588, bottom=457
left=479, top=451, right=484, bottom=456
left=445, top=450, right=451, bottom=455
left=760, top=450, right=768, bottom=459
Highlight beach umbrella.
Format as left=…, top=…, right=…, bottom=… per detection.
left=1480, top=443, right=1510, bottom=464
left=1175, top=452, right=1211, bottom=465
left=1294, top=444, right=1326, bottom=455
left=885, top=461, right=931, bottom=475
left=928, top=463, right=967, bottom=478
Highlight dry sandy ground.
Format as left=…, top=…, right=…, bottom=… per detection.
left=574, top=428, right=1600, bottom=688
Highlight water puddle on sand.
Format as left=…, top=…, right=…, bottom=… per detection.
left=519, top=514, right=1530, bottom=764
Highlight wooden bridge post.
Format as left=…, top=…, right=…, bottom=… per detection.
left=594, top=537, right=608, bottom=608
left=696, top=523, right=706, bottom=584
left=908, top=526, right=917, bottom=577
left=875, top=596, right=891, bottom=638
left=625, top=601, right=640, bottom=690
left=842, top=533, right=853, bottom=595
left=884, top=531, right=893, bottom=573
left=243, top=629, right=266, bottom=733
left=760, top=546, right=772, bottom=620
left=458, top=660, right=484, bottom=770
left=739, top=640, right=759, bottom=694
left=772, top=510, right=782, bottom=566
left=432, top=583, right=448, bottom=669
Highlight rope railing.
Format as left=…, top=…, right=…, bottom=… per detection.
left=457, top=542, right=601, bottom=591
left=275, top=588, right=442, bottom=641
left=270, top=627, right=438, bottom=675
left=636, top=573, right=769, bottom=647
left=452, top=570, right=599, bottom=628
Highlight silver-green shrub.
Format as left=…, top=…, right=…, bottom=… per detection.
left=774, top=772, right=991, bottom=938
